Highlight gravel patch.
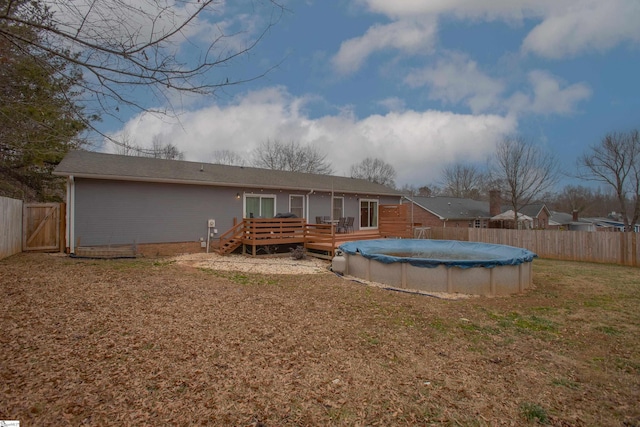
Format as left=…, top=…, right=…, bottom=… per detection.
left=173, top=252, right=331, bottom=275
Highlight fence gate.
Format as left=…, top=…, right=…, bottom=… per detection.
left=23, top=203, right=64, bottom=252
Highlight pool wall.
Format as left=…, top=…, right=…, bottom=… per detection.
left=339, top=240, right=534, bottom=296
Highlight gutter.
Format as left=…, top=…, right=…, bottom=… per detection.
left=51, top=172, right=402, bottom=197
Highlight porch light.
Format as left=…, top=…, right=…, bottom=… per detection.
left=236, top=193, right=241, bottom=199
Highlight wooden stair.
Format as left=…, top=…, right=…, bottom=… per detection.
left=217, top=222, right=244, bottom=255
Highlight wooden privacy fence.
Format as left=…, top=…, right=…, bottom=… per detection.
left=22, top=203, right=65, bottom=252
left=1, top=196, right=23, bottom=259
left=379, top=204, right=413, bottom=238
left=425, top=227, right=640, bottom=267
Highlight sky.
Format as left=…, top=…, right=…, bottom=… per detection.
left=97, top=0, right=640, bottom=190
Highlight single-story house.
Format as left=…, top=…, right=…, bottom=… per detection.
left=53, top=151, right=402, bottom=253
left=491, top=204, right=552, bottom=230
left=402, top=194, right=552, bottom=230
left=402, top=196, right=494, bottom=228
left=549, top=211, right=596, bottom=231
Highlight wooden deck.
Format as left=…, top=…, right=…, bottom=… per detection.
left=217, top=219, right=387, bottom=259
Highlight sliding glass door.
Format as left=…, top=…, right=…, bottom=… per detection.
left=245, top=195, right=275, bottom=218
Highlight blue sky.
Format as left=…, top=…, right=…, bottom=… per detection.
left=100, top=0, right=640, bottom=190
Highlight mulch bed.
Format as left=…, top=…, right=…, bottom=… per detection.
left=1, top=253, right=638, bottom=426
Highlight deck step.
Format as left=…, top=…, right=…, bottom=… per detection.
left=218, top=238, right=241, bottom=255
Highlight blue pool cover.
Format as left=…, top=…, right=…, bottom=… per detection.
left=338, top=239, right=537, bottom=269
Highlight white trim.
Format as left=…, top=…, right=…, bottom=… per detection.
left=359, top=198, right=379, bottom=229
left=289, top=194, right=305, bottom=218
left=67, top=176, right=75, bottom=253
left=332, top=196, right=344, bottom=220
left=243, top=193, right=277, bottom=218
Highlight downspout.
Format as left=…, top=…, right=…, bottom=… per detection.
left=306, top=189, right=314, bottom=223
left=67, top=175, right=75, bottom=254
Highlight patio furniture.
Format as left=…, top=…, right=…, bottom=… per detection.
left=336, top=217, right=347, bottom=233
left=346, top=216, right=355, bottom=233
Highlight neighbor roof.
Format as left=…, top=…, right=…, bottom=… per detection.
left=408, top=196, right=491, bottom=220
left=54, top=151, right=401, bottom=196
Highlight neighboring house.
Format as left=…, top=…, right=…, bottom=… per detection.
left=403, top=195, right=552, bottom=230
left=519, top=204, right=551, bottom=229
left=53, top=151, right=402, bottom=253
left=580, top=217, right=640, bottom=232
left=549, top=211, right=596, bottom=231
left=403, top=196, right=494, bottom=228
left=489, top=203, right=552, bottom=230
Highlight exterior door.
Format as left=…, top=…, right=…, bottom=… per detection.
left=360, top=199, right=378, bottom=229
left=23, top=203, right=63, bottom=251
left=244, top=195, right=275, bottom=218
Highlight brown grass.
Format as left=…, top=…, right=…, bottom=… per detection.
left=1, top=253, right=639, bottom=426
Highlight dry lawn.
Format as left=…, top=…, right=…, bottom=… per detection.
left=0, top=253, right=639, bottom=426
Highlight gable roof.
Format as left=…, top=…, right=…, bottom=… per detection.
left=53, top=150, right=401, bottom=196
left=408, top=196, right=491, bottom=220
left=520, top=203, right=550, bottom=218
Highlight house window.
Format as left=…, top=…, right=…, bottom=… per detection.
left=289, top=195, right=304, bottom=218
left=360, top=199, right=378, bottom=229
left=333, top=197, right=344, bottom=219
left=244, top=194, right=276, bottom=218
left=474, top=219, right=481, bottom=228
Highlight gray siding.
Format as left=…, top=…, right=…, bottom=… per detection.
left=74, top=179, right=244, bottom=246
left=73, top=179, right=402, bottom=246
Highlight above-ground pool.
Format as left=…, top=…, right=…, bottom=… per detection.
left=336, top=239, right=536, bottom=296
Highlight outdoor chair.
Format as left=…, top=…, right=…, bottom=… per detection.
left=336, top=217, right=347, bottom=233
left=315, top=216, right=323, bottom=224
left=346, top=216, right=355, bottom=233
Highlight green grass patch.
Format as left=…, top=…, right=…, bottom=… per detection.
left=551, top=377, right=580, bottom=390
left=594, top=325, right=622, bottom=335
left=487, top=311, right=558, bottom=334
left=520, top=402, right=549, bottom=424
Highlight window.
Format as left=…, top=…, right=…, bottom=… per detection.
left=333, top=197, right=344, bottom=219
left=244, top=194, right=275, bottom=218
left=289, top=195, right=304, bottom=218
left=360, top=199, right=378, bottom=228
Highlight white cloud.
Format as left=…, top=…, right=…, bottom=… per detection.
left=377, top=97, right=406, bottom=112
left=508, top=70, right=591, bottom=115
left=358, top=0, right=545, bottom=21
left=404, top=53, right=505, bottom=114
left=107, top=87, right=517, bottom=186
left=352, top=0, right=640, bottom=61
left=331, top=19, right=437, bottom=75
left=522, top=0, right=640, bottom=59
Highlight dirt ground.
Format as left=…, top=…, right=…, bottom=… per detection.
left=1, top=252, right=639, bottom=426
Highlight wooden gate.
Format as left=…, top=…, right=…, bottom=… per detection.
left=23, top=203, right=65, bottom=252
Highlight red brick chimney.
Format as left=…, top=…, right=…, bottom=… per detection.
left=572, top=210, right=579, bottom=221
left=489, top=190, right=501, bottom=217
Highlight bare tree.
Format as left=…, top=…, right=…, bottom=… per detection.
left=112, top=132, right=183, bottom=160
left=350, top=157, right=396, bottom=188
left=0, top=0, right=284, bottom=135
left=489, top=136, right=559, bottom=225
left=252, top=139, right=333, bottom=174
left=440, top=163, right=486, bottom=199
left=398, top=184, right=440, bottom=197
left=211, top=149, right=246, bottom=166
left=577, top=130, right=640, bottom=231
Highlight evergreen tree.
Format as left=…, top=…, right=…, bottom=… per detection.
left=0, top=1, right=89, bottom=201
